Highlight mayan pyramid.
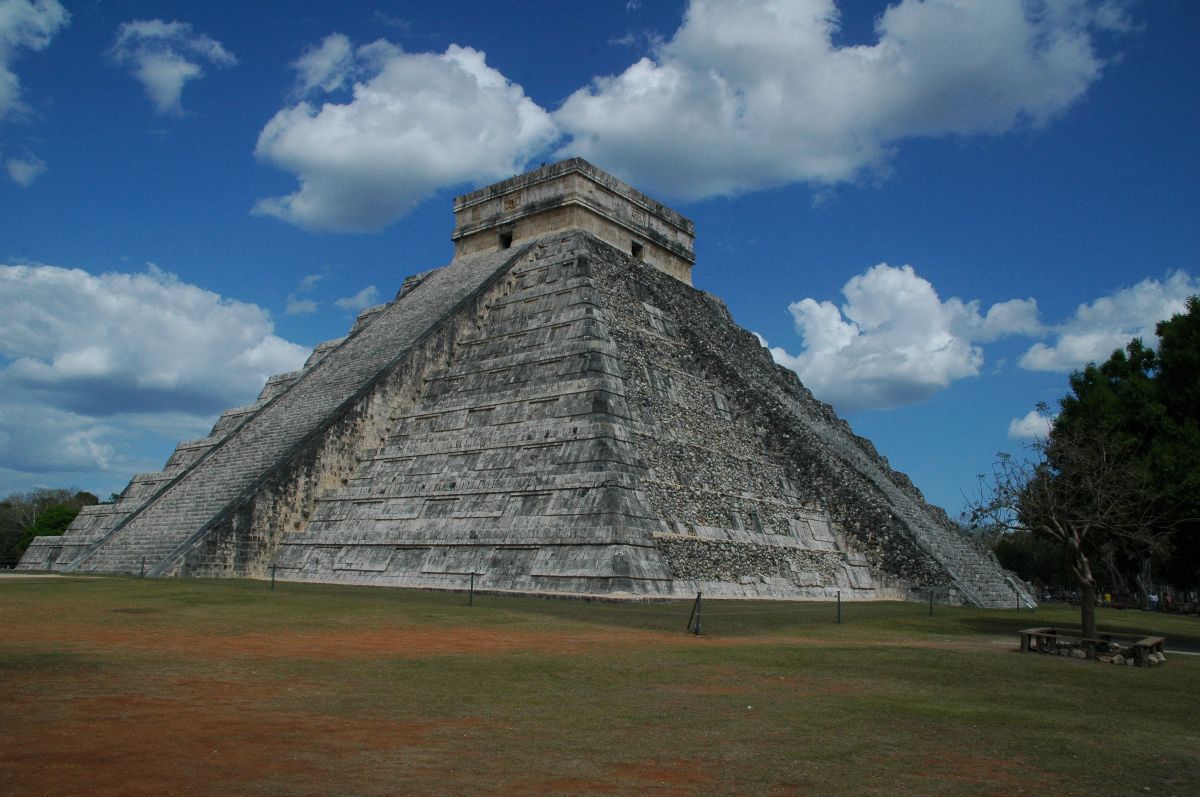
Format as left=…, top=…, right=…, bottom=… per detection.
left=20, top=159, right=1032, bottom=607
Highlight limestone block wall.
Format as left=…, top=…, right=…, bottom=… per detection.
left=285, top=233, right=863, bottom=597
left=257, top=371, right=304, bottom=402
left=255, top=234, right=676, bottom=595
left=19, top=468, right=176, bottom=571
left=586, top=237, right=1031, bottom=607
left=175, top=392, right=398, bottom=578
left=175, top=272, right=494, bottom=578
left=24, top=360, right=313, bottom=570
left=240, top=232, right=890, bottom=599
left=19, top=503, right=120, bottom=570
left=38, top=244, right=537, bottom=576
left=453, top=159, right=695, bottom=284
left=303, top=337, right=347, bottom=369
left=163, top=436, right=222, bottom=473
left=455, top=204, right=694, bottom=285
left=588, top=237, right=886, bottom=599
left=657, top=535, right=847, bottom=585
left=19, top=227, right=1027, bottom=606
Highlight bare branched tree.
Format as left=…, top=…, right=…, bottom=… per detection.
left=969, top=426, right=1169, bottom=641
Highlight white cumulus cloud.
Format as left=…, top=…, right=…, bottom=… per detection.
left=110, top=19, right=236, bottom=116
left=285, top=297, right=318, bottom=316
left=0, top=263, right=308, bottom=414
left=1008, top=409, right=1053, bottom=440
left=253, top=38, right=558, bottom=232
left=0, top=0, right=69, bottom=122
left=767, top=263, right=1040, bottom=412
left=334, top=285, right=380, bottom=312
left=1019, top=271, right=1200, bottom=372
left=284, top=273, right=324, bottom=316
left=0, top=402, right=117, bottom=475
left=767, top=264, right=1198, bottom=415
left=5, top=149, right=44, bottom=185
left=555, top=0, right=1127, bottom=199
left=248, top=2, right=1131, bottom=231
left=292, top=33, right=355, bottom=95
left=0, top=263, right=310, bottom=488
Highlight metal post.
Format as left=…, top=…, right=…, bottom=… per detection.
left=140, top=556, right=145, bottom=578
left=929, top=588, right=934, bottom=617
left=469, top=572, right=475, bottom=606
left=694, top=592, right=702, bottom=636
left=270, top=565, right=276, bottom=591
left=837, top=590, right=841, bottom=624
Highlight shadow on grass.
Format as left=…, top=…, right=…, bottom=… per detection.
left=15, top=576, right=1200, bottom=652
left=470, top=592, right=1012, bottom=639
left=958, top=603, right=1200, bottom=653
left=476, top=592, right=1200, bottom=652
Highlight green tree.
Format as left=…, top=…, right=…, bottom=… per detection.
left=971, top=429, right=1167, bottom=641
left=970, top=297, right=1200, bottom=639
left=1156, top=296, right=1200, bottom=415
left=1150, top=297, right=1200, bottom=587
left=1053, top=296, right=1200, bottom=590
left=0, top=489, right=98, bottom=566
left=20, top=503, right=83, bottom=549
left=992, top=528, right=1070, bottom=590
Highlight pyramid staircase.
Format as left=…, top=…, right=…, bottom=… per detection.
left=22, top=243, right=536, bottom=575
left=21, top=231, right=1033, bottom=607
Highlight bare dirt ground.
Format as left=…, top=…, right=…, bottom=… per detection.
left=2, top=620, right=666, bottom=660
left=5, top=582, right=1195, bottom=796
left=2, top=617, right=736, bottom=796
left=0, top=621, right=1038, bottom=797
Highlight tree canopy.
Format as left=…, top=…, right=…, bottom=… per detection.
left=971, top=296, right=1199, bottom=638
left=0, top=488, right=98, bottom=566
left=1053, top=296, right=1200, bottom=589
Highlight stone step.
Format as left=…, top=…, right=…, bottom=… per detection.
left=67, top=243, right=543, bottom=576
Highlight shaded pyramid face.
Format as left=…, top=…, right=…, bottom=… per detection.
left=22, top=230, right=1030, bottom=606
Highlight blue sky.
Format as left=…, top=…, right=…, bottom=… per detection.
left=1, top=0, right=1197, bottom=518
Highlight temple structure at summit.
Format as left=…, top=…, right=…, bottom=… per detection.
left=451, top=158, right=696, bottom=284
left=20, top=159, right=1033, bottom=607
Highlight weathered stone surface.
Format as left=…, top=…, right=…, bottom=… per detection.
left=453, top=158, right=695, bottom=284
left=19, top=159, right=1032, bottom=608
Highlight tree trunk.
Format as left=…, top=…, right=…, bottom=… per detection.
left=1135, top=562, right=1153, bottom=610
left=1069, top=533, right=1098, bottom=646
left=1079, top=581, right=1097, bottom=643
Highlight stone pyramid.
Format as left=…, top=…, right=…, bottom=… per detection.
left=20, top=159, right=1032, bottom=607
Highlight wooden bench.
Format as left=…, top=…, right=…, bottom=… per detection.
left=1018, top=627, right=1108, bottom=653
left=1020, top=627, right=1166, bottom=665
left=1020, top=627, right=1058, bottom=652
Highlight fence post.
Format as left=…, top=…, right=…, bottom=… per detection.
left=929, top=588, right=934, bottom=617
left=270, top=564, right=276, bottom=591
left=687, top=591, right=702, bottom=635
left=469, top=572, right=475, bottom=606
left=837, top=590, right=842, bottom=624
left=140, top=556, right=145, bottom=578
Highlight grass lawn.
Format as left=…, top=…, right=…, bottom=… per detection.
left=1, top=575, right=1197, bottom=795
